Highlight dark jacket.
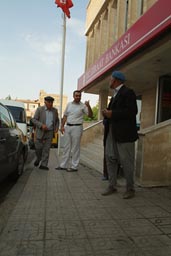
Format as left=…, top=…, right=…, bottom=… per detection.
left=104, top=85, right=138, bottom=143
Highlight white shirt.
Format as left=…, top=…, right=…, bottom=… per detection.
left=113, top=84, right=124, bottom=97
left=64, top=101, right=88, bottom=124
left=45, top=107, right=53, bottom=130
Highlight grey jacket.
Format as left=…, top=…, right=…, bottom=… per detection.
left=31, top=106, right=59, bottom=140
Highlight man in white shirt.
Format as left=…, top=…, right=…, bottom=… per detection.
left=56, top=90, right=93, bottom=172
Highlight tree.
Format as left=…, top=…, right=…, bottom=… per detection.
left=83, top=103, right=99, bottom=121
left=5, top=95, right=11, bottom=100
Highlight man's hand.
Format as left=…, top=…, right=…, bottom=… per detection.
left=85, top=100, right=90, bottom=107
left=42, top=124, right=48, bottom=131
left=102, top=109, right=112, bottom=118
left=60, top=126, right=65, bottom=134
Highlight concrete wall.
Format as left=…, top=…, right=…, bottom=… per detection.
left=136, top=120, right=171, bottom=186
left=141, top=87, right=157, bottom=129
left=81, top=121, right=104, bottom=146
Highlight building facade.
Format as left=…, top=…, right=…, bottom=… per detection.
left=39, top=90, right=68, bottom=114
left=16, top=99, right=40, bottom=123
left=78, top=0, right=171, bottom=186
left=16, top=90, right=68, bottom=122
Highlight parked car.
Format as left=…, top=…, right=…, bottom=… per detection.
left=0, top=99, right=28, bottom=143
left=0, top=103, right=28, bottom=182
left=28, top=126, right=35, bottom=149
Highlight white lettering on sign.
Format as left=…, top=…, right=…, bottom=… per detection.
left=105, top=33, right=130, bottom=65
left=85, top=33, right=131, bottom=82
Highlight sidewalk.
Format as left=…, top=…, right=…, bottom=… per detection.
left=0, top=149, right=171, bottom=256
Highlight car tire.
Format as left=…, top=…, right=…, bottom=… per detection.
left=17, top=153, right=25, bottom=176
left=10, top=152, right=25, bottom=181
left=29, top=141, right=35, bottom=149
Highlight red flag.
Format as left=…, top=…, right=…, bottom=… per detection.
left=55, top=0, right=73, bottom=18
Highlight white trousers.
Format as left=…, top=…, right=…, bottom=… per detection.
left=60, top=125, right=83, bottom=169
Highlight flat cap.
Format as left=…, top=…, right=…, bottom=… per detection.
left=112, top=71, right=126, bottom=82
left=44, top=96, right=54, bottom=102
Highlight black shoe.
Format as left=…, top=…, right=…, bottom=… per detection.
left=101, top=186, right=117, bottom=196
left=66, top=168, right=78, bottom=172
left=39, top=165, right=49, bottom=170
left=101, top=176, right=108, bottom=181
left=34, top=159, right=40, bottom=167
left=55, top=166, right=67, bottom=170
left=123, top=190, right=135, bottom=199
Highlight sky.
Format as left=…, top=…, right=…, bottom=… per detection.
left=0, top=0, right=98, bottom=106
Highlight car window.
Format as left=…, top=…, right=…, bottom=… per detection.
left=0, top=105, right=12, bottom=128
left=6, top=105, right=26, bottom=123
left=8, top=111, right=16, bottom=128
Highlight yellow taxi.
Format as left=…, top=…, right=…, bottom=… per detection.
left=51, top=132, right=58, bottom=148
left=28, top=127, right=58, bottom=149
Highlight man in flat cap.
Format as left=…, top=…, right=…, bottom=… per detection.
left=102, top=71, right=138, bottom=199
left=31, top=96, right=59, bottom=170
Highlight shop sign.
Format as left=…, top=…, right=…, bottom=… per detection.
left=78, top=0, right=171, bottom=90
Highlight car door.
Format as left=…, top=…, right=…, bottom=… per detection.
left=0, top=104, right=18, bottom=181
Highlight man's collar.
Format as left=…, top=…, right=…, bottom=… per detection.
left=113, top=84, right=124, bottom=97
left=72, top=101, right=81, bottom=104
left=45, top=106, right=52, bottom=111
left=115, top=84, right=123, bottom=91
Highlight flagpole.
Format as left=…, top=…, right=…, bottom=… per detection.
left=58, top=13, right=66, bottom=155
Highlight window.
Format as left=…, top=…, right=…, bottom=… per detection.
left=29, top=104, right=36, bottom=109
left=0, top=105, right=12, bottom=128
left=136, top=96, right=142, bottom=130
left=6, top=106, right=26, bottom=123
left=138, top=0, right=144, bottom=16
left=157, top=76, right=171, bottom=123
left=125, top=0, right=129, bottom=31
left=8, top=111, right=16, bottom=128
left=112, top=0, right=118, bottom=39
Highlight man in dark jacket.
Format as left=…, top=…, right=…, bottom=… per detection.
left=102, top=71, right=138, bottom=199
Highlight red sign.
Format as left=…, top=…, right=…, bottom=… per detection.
left=78, top=0, right=171, bottom=90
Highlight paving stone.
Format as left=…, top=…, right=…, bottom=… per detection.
left=0, top=149, right=171, bottom=255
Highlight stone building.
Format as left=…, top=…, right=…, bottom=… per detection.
left=39, top=90, right=68, bottom=115
left=78, top=0, right=171, bottom=186
left=16, top=90, right=68, bottom=122
left=15, top=99, right=40, bottom=123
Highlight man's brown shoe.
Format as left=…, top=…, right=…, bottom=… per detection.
left=123, top=190, right=135, bottom=199
left=101, top=186, right=117, bottom=196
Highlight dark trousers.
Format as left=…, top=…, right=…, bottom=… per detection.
left=103, top=148, right=108, bottom=178
left=103, top=146, right=124, bottom=179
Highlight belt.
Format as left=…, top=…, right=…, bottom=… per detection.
left=67, top=123, right=82, bottom=126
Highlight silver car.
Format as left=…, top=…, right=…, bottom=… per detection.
left=0, top=103, right=28, bottom=182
